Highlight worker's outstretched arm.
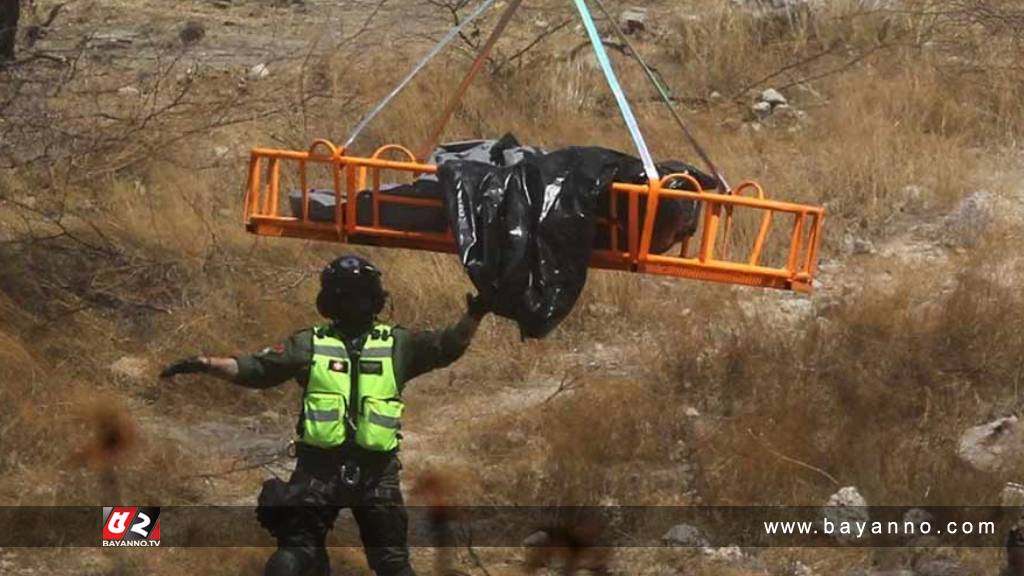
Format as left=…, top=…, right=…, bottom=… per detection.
left=160, top=329, right=311, bottom=388
left=160, top=356, right=238, bottom=382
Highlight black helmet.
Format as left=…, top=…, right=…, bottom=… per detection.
left=316, top=255, right=387, bottom=321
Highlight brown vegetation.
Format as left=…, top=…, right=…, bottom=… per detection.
left=1, top=0, right=1023, bottom=573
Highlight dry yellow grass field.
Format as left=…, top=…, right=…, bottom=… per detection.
left=1, top=0, right=1023, bottom=573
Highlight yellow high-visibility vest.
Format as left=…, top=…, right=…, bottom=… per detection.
left=303, top=324, right=403, bottom=451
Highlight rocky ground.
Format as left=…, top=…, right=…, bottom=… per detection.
left=2, top=0, right=1023, bottom=574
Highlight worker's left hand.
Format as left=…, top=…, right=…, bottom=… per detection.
left=159, top=356, right=209, bottom=378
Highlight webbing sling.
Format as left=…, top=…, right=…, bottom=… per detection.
left=571, top=0, right=658, bottom=183
left=342, top=0, right=500, bottom=150
left=417, top=0, right=525, bottom=160
left=589, top=0, right=730, bottom=193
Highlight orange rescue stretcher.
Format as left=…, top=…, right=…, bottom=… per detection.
left=244, top=140, right=825, bottom=293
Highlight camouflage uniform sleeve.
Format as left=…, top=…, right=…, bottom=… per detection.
left=235, top=328, right=314, bottom=389
left=392, top=322, right=471, bottom=389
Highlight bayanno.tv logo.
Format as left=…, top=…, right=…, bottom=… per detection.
left=102, top=507, right=161, bottom=547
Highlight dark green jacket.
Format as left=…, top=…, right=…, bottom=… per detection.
left=235, top=323, right=470, bottom=391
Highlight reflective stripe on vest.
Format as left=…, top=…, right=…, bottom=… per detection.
left=303, top=323, right=403, bottom=451
left=312, top=344, right=394, bottom=359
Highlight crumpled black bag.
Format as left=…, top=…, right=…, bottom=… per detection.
left=441, top=147, right=634, bottom=338
left=441, top=144, right=719, bottom=339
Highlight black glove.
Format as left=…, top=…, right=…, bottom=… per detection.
left=466, top=292, right=491, bottom=321
left=159, top=356, right=208, bottom=378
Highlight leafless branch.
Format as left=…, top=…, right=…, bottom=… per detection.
left=493, top=17, right=573, bottom=74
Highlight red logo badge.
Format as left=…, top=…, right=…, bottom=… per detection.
left=102, top=507, right=161, bottom=547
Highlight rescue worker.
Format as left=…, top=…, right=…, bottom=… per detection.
left=161, top=255, right=489, bottom=576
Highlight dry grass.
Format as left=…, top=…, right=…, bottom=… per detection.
left=1, top=0, right=1023, bottom=573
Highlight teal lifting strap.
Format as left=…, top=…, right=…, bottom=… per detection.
left=571, top=0, right=659, bottom=183
left=590, top=0, right=730, bottom=193
left=342, top=0, right=499, bottom=150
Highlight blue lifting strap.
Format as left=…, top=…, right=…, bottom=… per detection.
left=571, top=0, right=658, bottom=184
left=343, top=0, right=499, bottom=150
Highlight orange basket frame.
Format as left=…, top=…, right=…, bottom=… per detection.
left=244, top=141, right=825, bottom=293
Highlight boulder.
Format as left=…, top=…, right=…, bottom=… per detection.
left=914, top=558, right=965, bottom=576
left=88, top=30, right=138, bottom=49
left=827, top=486, right=868, bottom=510
left=752, top=101, right=772, bottom=119
left=823, top=486, right=869, bottom=544
left=1003, top=482, right=1024, bottom=507
left=701, top=545, right=745, bottom=563
left=248, top=63, right=270, bottom=80
left=760, top=88, right=788, bottom=107
left=522, top=530, right=550, bottom=547
left=957, top=416, right=1020, bottom=473
left=661, top=523, right=708, bottom=547
left=620, top=8, right=647, bottom=34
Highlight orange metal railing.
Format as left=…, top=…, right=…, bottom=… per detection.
left=244, top=141, right=825, bottom=292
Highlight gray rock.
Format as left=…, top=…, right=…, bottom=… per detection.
left=791, top=560, right=816, bottom=576
left=852, top=237, right=875, bottom=255
left=89, top=30, right=138, bottom=49
left=752, top=101, right=773, bottom=119
left=248, top=63, right=270, bottom=80
left=117, top=86, right=141, bottom=97
left=827, top=486, right=868, bottom=509
left=701, top=545, right=745, bottom=563
left=914, top=558, right=965, bottom=576
left=522, top=530, right=550, bottom=547
left=823, top=486, right=869, bottom=544
left=620, top=8, right=648, bottom=34
left=760, top=88, right=788, bottom=106
left=661, top=523, right=708, bottom=547
left=957, top=416, right=1020, bottom=473
left=1002, top=482, right=1024, bottom=507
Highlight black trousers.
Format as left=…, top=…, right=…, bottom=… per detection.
left=0, top=0, right=19, bottom=61
left=258, top=448, right=414, bottom=576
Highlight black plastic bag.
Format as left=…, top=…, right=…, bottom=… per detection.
left=441, top=143, right=718, bottom=338
left=596, top=158, right=719, bottom=254
left=441, top=147, right=633, bottom=338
